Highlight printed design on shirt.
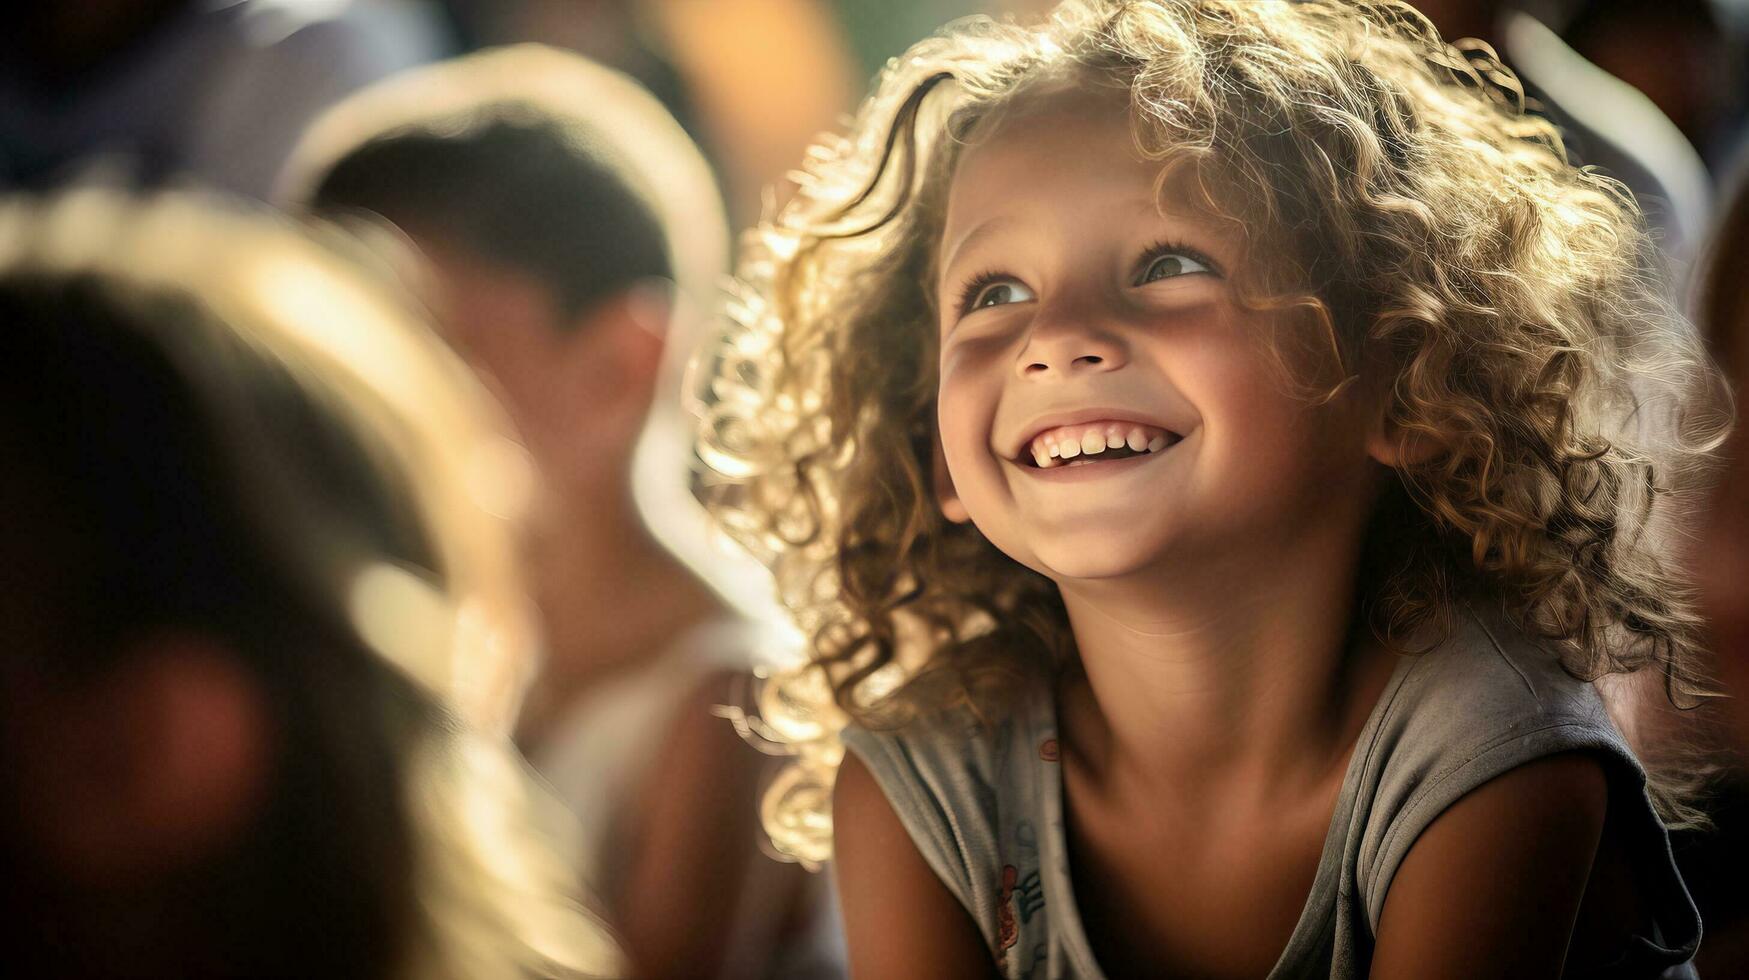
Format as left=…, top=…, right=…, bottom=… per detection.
left=996, top=864, right=1021, bottom=964
left=996, top=794, right=1046, bottom=975
left=994, top=861, right=1045, bottom=973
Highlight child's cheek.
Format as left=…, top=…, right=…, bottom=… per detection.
left=935, top=358, right=1007, bottom=515
left=935, top=352, right=992, bottom=451
left=934, top=390, right=986, bottom=481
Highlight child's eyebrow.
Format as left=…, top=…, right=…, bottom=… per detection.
left=1141, top=198, right=1216, bottom=230
left=939, top=215, right=1018, bottom=282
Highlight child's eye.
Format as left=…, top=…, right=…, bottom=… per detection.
left=1134, top=242, right=1219, bottom=286
left=958, top=274, right=1036, bottom=316
left=974, top=281, right=1034, bottom=308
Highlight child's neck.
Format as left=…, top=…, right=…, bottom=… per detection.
left=1056, top=526, right=1394, bottom=801
left=516, top=486, right=728, bottom=743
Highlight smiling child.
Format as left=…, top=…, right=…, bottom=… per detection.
left=696, top=2, right=1723, bottom=977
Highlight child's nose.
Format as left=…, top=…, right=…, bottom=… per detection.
left=1015, top=316, right=1128, bottom=378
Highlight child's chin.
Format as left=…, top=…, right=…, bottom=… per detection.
left=1027, top=532, right=1178, bottom=583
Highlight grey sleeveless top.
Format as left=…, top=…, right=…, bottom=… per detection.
left=841, top=607, right=1702, bottom=979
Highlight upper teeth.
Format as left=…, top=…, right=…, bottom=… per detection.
left=1028, top=422, right=1173, bottom=468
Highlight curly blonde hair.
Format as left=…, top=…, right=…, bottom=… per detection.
left=693, top=0, right=1728, bottom=866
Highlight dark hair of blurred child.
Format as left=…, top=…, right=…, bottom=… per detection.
left=0, top=190, right=619, bottom=979
left=283, top=46, right=835, bottom=979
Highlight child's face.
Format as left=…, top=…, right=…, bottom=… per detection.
left=413, top=236, right=657, bottom=496
left=932, top=92, right=1385, bottom=583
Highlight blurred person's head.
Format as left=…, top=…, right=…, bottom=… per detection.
left=1698, top=180, right=1749, bottom=747
left=0, top=190, right=617, bottom=979
left=283, top=45, right=727, bottom=511
left=1561, top=0, right=1735, bottom=151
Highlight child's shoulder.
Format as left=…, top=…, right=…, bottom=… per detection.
left=838, top=672, right=1060, bottom=949
left=1352, top=603, right=1698, bottom=955
left=840, top=672, right=1055, bottom=808
left=1378, top=602, right=1620, bottom=750
left=1361, top=603, right=1625, bottom=843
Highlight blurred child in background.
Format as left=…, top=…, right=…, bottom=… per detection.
left=0, top=189, right=617, bottom=979
left=283, top=46, right=837, bottom=979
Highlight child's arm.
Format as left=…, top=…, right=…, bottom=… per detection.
left=834, top=752, right=999, bottom=979
left=616, top=676, right=813, bottom=980
left=1369, top=752, right=1611, bottom=979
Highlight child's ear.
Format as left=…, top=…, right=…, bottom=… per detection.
left=578, top=284, right=671, bottom=383
left=931, top=432, right=971, bottom=524
left=564, top=283, right=671, bottom=425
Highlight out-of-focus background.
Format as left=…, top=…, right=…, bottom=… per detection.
left=11, top=0, right=1741, bottom=223
left=5, top=1, right=1749, bottom=977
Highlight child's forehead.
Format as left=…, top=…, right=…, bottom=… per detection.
left=956, top=85, right=1132, bottom=159
left=947, top=83, right=1230, bottom=201
left=940, top=95, right=1233, bottom=245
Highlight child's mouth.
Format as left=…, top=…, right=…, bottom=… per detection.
left=1020, top=422, right=1181, bottom=469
